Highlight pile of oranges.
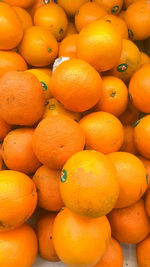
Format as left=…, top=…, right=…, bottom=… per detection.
left=0, top=0, right=150, bottom=266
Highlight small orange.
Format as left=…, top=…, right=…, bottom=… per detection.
left=107, top=152, right=147, bottom=208
left=53, top=207, right=111, bottom=266
left=34, top=3, right=68, bottom=41
left=0, top=117, right=12, bottom=142
left=136, top=235, right=150, bottom=267
left=108, top=199, right=150, bottom=244
left=94, top=76, right=128, bottom=117
left=33, top=165, right=63, bottom=211
left=120, top=125, right=138, bottom=155
left=79, top=112, right=124, bottom=154
left=138, top=156, right=150, bottom=190
left=94, top=237, right=123, bottom=267
left=93, top=0, right=123, bottom=15
left=3, top=0, right=34, bottom=8
left=59, top=34, right=78, bottom=58
left=77, top=19, right=122, bottom=72
left=75, top=2, right=107, bottom=32
left=19, top=26, right=58, bottom=67
left=0, top=223, right=37, bottom=267
left=32, top=115, right=85, bottom=169
left=51, top=58, right=102, bottom=112
left=57, top=0, right=90, bottom=16
left=35, top=212, right=59, bottom=262
left=145, top=190, right=150, bottom=217
left=13, top=7, right=33, bottom=32
left=0, top=170, right=37, bottom=231
left=140, top=52, right=150, bottom=66
left=65, top=20, right=77, bottom=36
left=119, top=101, right=140, bottom=126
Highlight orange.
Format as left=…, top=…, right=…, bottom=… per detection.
left=43, top=98, right=81, bottom=122
left=65, top=20, right=77, bottom=36
left=33, top=165, right=63, bottom=211
left=134, top=115, right=150, bottom=159
left=94, top=76, right=128, bottom=117
left=75, top=2, right=107, bottom=32
left=57, top=0, right=90, bottom=16
left=35, top=212, right=59, bottom=262
left=28, top=0, right=46, bottom=17
left=125, top=0, right=150, bottom=40
left=51, top=58, right=102, bottom=112
left=0, top=71, right=45, bottom=126
left=0, top=117, right=12, bottom=142
left=19, top=26, right=58, bottom=67
left=118, top=10, right=126, bottom=20
left=119, top=101, right=140, bottom=126
left=59, top=34, right=78, bottom=58
left=138, top=156, right=150, bottom=190
left=145, top=190, right=150, bottom=217
left=136, top=235, right=150, bottom=267
left=3, top=0, right=34, bottom=8
left=34, top=3, right=68, bottom=41
left=13, top=7, right=33, bottom=32
left=0, top=223, right=37, bottom=267
left=129, top=65, right=150, bottom=113
left=0, top=170, right=37, bottom=231
left=110, top=39, right=141, bottom=83
left=32, top=115, right=85, bottom=169
left=77, top=19, right=122, bottom=72
left=79, top=112, right=124, bottom=154
left=93, top=0, right=123, bottom=15
left=140, top=52, right=150, bottom=66
left=107, top=152, right=147, bottom=208
left=60, top=150, right=119, bottom=217
left=120, top=125, right=138, bottom=155
left=108, top=199, right=150, bottom=244
left=101, top=14, right=128, bottom=39
left=53, top=207, right=111, bottom=266
left=0, top=3, right=23, bottom=50
left=2, top=128, right=41, bottom=174
left=94, top=237, right=123, bottom=267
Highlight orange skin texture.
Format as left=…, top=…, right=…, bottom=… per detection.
left=13, top=7, right=33, bottom=32
left=0, top=117, right=12, bottom=142
left=75, top=2, right=107, bottom=32
left=136, top=235, right=150, bottom=267
left=53, top=207, right=111, bottom=267
left=59, top=34, right=78, bottom=58
left=118, top=10, right=126, bottom=20
left=140, top=52, right=150, bottom=66
left=19, top=26, right=58, bottom=67
left=110, top=39, right=141, bottom=83
left=125, top=0, right=150, bottom=40
left=145, top=191, right=150, bottom=217
left=34, top=3, right=68, bottom=41
left=0, top=223, right=37, bottom=267
left=57, top=0, right=90, bottom=16
left=93, top=0, right=123, bottom=15
left=134, top=115, right=150, bottom=159
left=108, top=199, right=150, bottom=244
left=35, top=212, right=59, bottom=262
left=60, top=150, right=119, bottom=218
left=107, top=152, right=147, bottom=209
left=77, top=20, right=122, bottom=72
left=94, top=76, right=128, bottom=117
left=138, top=156, right=150, bottom=190
left=94, top=237, right=123, bottom=267
left=3, top=0, right=34, bottom=8
left=28, top=0, right=46, bottom=17
left=33, top=165, right=63, bottom=211
left=119, top=101, right=140, bottom=126
left=0, top=170, right=37, bottom=231
left=0, top=71, right=45, bottom=126
left=120, top=125, right=138, bottom=155
left=80, top=112, right=124, bottom=154
left=65, top=20, right=77, bottom=36
left=0, top=3, right=23, bottom=50
left=129, top=65, right=150, bottom=113
left=32, top=116, right=85, bottom=170
left=2, top=128, right=41, bottom=175
left=0, top=51, right=27, bottom=78
left=124, top=0, right=141, bottom=8
left=51, top=59, right=102, bottom=112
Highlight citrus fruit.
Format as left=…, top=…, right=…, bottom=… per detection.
left=0, top=117, right=12, bottom=142
left=65, top=20, right=77, bottom=36
left=59, top=34, right=78, bottom=58
left=57, top=0, right=90, bottom=16
left=13, top=7, right=33, bottom=32
left=140, top=52, right=150, bottom=65
left=3, top=0, right=34, bottom=8
left=138, top=156, right=150, bottom=190
left=93, top=0, right=123, bottom=15
left=119, top=101, right=140, bottom=126
left=120, top=125, right=138, bottom=155
left=136, top=235, right=150, bottom=267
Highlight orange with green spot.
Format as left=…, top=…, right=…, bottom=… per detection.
left=93, top=0, right=123, bottom=15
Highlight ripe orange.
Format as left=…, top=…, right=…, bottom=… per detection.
left=0, top=71, right=45, bottom=126
left=129, top=65, right=150, bottom=113
left=51, top=58, right=102, bottom=112
left=35, top=212, right=59, bottom=262
left=3, top=0, right=34, bottom=8
left=59, top=34, right=78, bottom=58
left=60, top=150, right=119, bottom=217
left=93, top=0, right=123, bottom=15
left=32, top=115, right=85, bottom=169
left=34, top=3, right=68, bottom=41
left=0, top=223, right=37, bottom=267
left=13, top=7, right=33, bottom=32
left=77, top=19, right=122, bottom=72
left=0, top=117, right=12, bottom=142
left=108, top=199, right=150, bottom=244
left=28, top=0, right=45, bottom=17
left=53, top=207, right=111, bottom=266
left=19, top=26, right=58, bottom=67
left=125, top=0, right=150, bottom=40
left=94, top=76, right=128, bottom=117
left=107, top=152, right=147, bottom=208
left=2, top=128, right=41, bottom=174
left=0, top=3, right=23, bottom=50
left=136, top=235, right=150, bottom=267
left=138, top=156, right=150, bottom=190
left=94, top=237, right=123, bottom=267
left=75, top=2, right=107, bottom=32
left=0, top=170, right=37, bottom=231
left=79, top=112, right=124, bottom=154
left=119, top=101, right=140, bottom=126
left=57, top=0, right=90, bottom=16
left=145, top=190, right=150, bottom=217
left=120, top=125, right=138, bottom=155
left=140, top=52, right=150, bottom=66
